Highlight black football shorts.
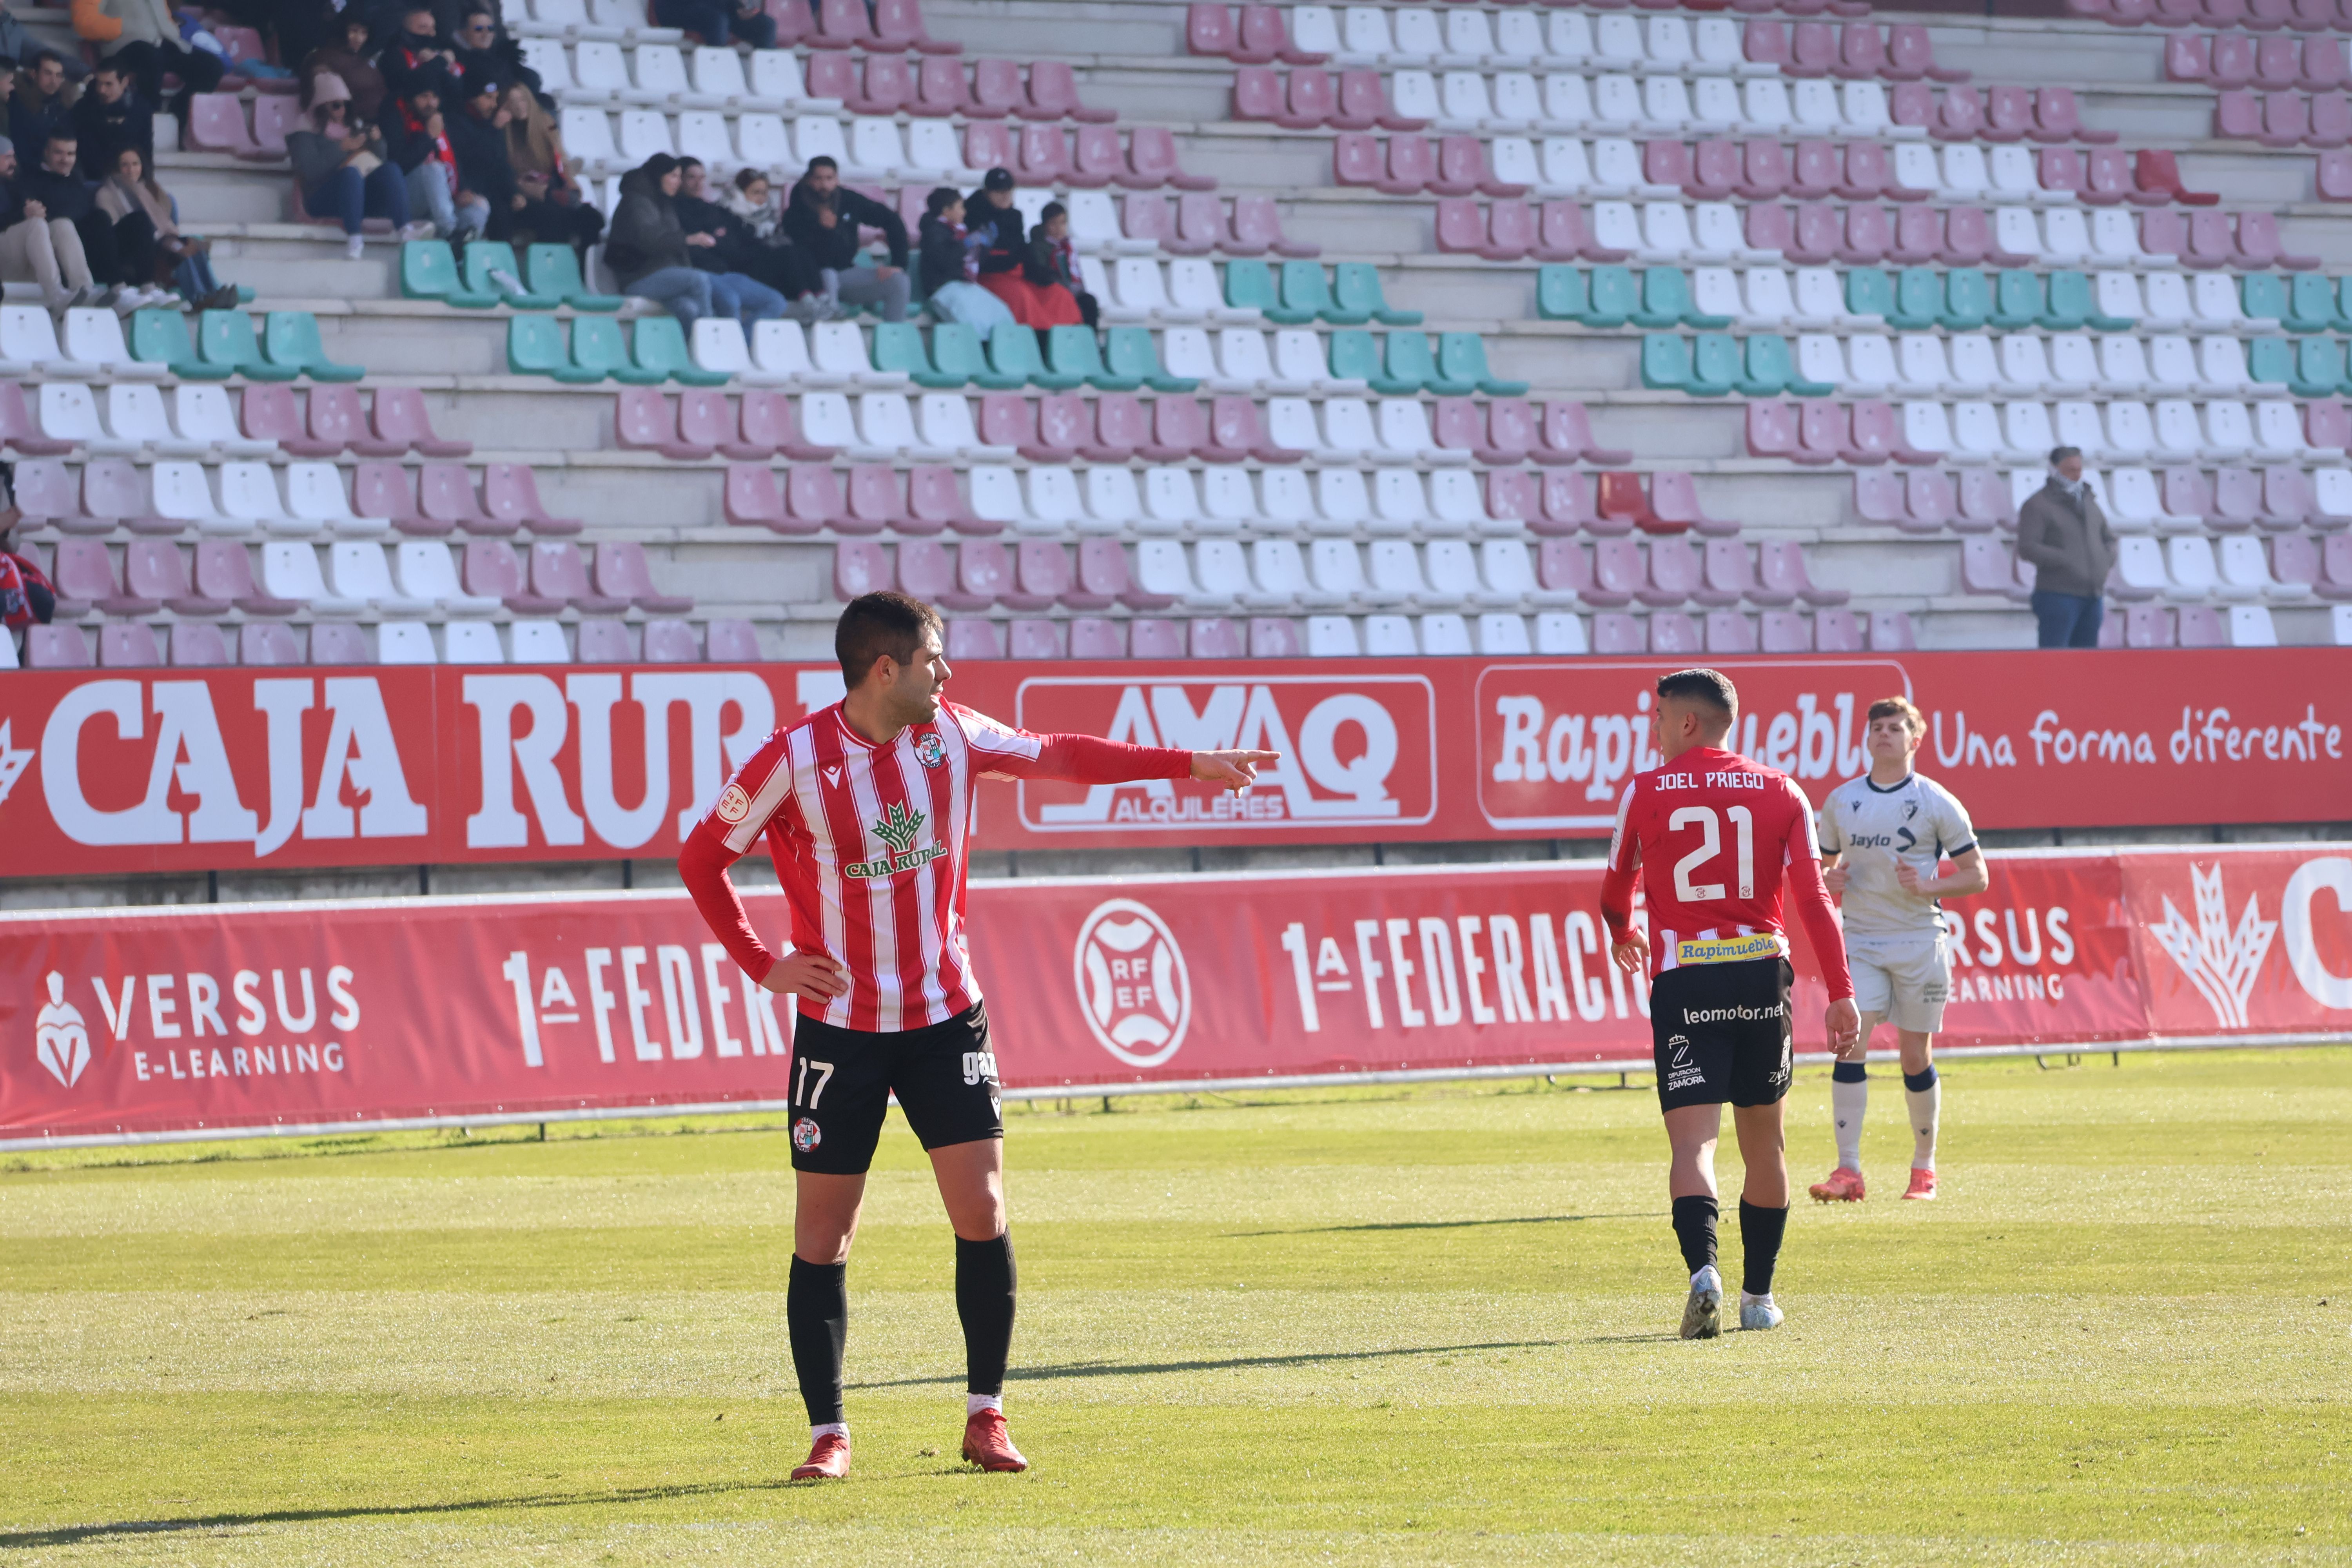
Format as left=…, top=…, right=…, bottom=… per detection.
left=784, top=1002, right=1004, bottom=1175
left=1649, top=957, right=1794, bottom=1112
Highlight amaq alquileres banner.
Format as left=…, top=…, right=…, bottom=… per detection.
left=4, top=847, right=2349, bottom=1146
left=0, top=650, right=2348, bottom=878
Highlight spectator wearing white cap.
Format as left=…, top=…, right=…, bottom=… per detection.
left=0, top=132, right=99, bottom=308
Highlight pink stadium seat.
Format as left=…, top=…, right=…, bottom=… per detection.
left=874, top=0, right=958, bottom=53
left=1129, top=125, right=1214, bottom=190
left=367, top=387, right=470, bottom=457
left=1084, top=395, right=1148, bottom=461
left=1187, top=2, right=1237, bottom=57
left=1536, top=473, right=1604, bottom=538
left=421, top=464, right=506, bottom=535
left=813, top=0, right=873, bottom=47
left=848, top=466, right=909, bottom=532
left=850, top=54, right=916, bottom=116
left=485, top=465, right=581, bottom=535
left=915, top=55, right=971, bottom=115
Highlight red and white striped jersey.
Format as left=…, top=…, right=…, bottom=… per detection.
left=681, top=700, right=1192, bottom=1033
left=1597, top=746, right=1853, bottom=999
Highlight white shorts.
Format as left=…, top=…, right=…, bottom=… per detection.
left=1847, top=932, right=1952, bottom=1035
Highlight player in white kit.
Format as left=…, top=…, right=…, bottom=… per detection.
left=1809, top=697, right=1990, bottom=1204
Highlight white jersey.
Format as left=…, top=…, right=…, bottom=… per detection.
left=1817, top=771, right=1978, bottom=938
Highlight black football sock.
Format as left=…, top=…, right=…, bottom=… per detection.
left=1670, top=1195, right=1719, bottom=1278
left=955, top=1231, right=1018, bottom=1398
left=1740, top=1200, right=1791, bottom=1298
left=787, top=1254, right=849, bottom=1427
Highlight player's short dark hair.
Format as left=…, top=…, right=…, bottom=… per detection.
left=1656, top=668, right=1738, bottom=719
left=836, top=592, right=942, bottom=687
left=1867, top=695, right=1924, bottom=735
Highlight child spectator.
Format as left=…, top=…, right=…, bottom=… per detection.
left=917, top=185, right=1013, bottom=343
left=1028, top=200, right=1096, bottom=328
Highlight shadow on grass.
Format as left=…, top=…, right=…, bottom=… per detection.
left=849, top=1338, right=1573, bottom=1392
left=0, top=1478, right=809, bottom=1550
left=1227, top=1212, right=1661, bottom=1238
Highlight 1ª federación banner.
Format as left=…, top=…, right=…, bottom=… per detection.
left=4, top=846, right=2347, bottom=1148
left=0, top=650, right=2346, bottom=877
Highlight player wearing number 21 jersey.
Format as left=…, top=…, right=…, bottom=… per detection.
left=679, top=592, right=1275, bottom=1485
left=1598, top=669, right=1858, bottom=1341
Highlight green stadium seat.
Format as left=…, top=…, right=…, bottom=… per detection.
left=264, top=311, right=364, bottom=381
left=1578, top=265, right=1638, bottom=329
left=1886, top=267, right=1943, bottom=331
left=1632, top=268, right=1728, bottom=330
left=199, top=310, right=298, bottom=380
left=871, top=321, right=938, bottom=383
left=632, top=315, right=728, bottom=385
left=922, top=321, right=989, bottom=387
left=524, top=243, right=622, bottom=311
left=1535, top=264, right=1585, bottom=323
left=1640, top=334, right=1691, bottom=392
left=1103, top=326, right=1195, bottom=392
left=1437, top=332, right=1525, bottom=396
left=460, top=241, right=562, bottom=309
left=2283, top=272, right=2343, bottom=333
left=1939, top=268, right=1992, bottom=332
left=401, top=240, right=498, bottom=307
left=2040, top=271, right=2123, bottom=332
left=570, top=316, right=663, bottom=384
left=1989, top=270, right=2043, bottom=331
left=129, top=309, right=230, bottom=378
left=1227, top=258, right=1311, bottom=324
left=1046, top=325, right=1140, bottom=391
left=1742, top=334, right=1831, bottom=398
left=1686, top=333, right=1739, bottom=397
left=1843, top=267, right=1894, bottom=323
left=2240, top=272, right=2289, bottom=327
left=506, top=315, right=602, bottom=383
left=1280, top=260, right=1361, bottom=324
left=2298, top=336, right=2350, bottom=396
left=1330, top=261, right=1419, bottom=325
left=982, top=325, right=1078, bottom=389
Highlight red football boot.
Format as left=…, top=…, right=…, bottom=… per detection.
left=791, top=1432, right=850, bottom=1481
left=961, top=1408, right=1028, bottom=1472
left=1808, top=1166, right=1866, bottom=1203
left=1903, top=1167, right=1938, bottom=1201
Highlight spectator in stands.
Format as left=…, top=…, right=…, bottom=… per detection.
left=449, top=5, right=533, bottom=96
left=654, top=0, right=773, bottom=52
left=380, top=81, right=483, bottom=241
left=1027, top=201, right=1096, bottom=329
left=289, top=72, right=427, bottom=259
left=917, top=187, right=1012, bottom=343
left=1, top=465, right=59, bottom=657
left=965, top=168, right=1078, bottom=331
left=2016, top=445, right=2118, bottom=650
left=301, top=14, right=387, bottom=122
left=674, top=156, right=789, bottom=322
left=724, top=169, right=824, bottom=314
left=9, top=51, right=74, bottom=163
left=500, top=82, right=595, bottom=230
left=72, top=0, right=224, bottom=127
left=377, top=3, right=456, bottom=103
left=17, top=131, right=174, bottom=306
left=782, top=155, right=909, bottom=323
left=0, top=8, right=37, bottom=80
left=609, top=152, right=773, bottom=328
left=100, top=143, right=236, bottom=307
left=446, top=76, right=600, bottom=256
left=0, top=133, right=99, bottom=309
left=68, top=59, right=150, bottom=180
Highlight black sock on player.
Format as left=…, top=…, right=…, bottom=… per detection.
left=955, top=1232, right=1018, bottom=1397
left=1670, top=1195, right=1719, bottom=1277
left=787, top=1254, right=849, bottom=1426
left=1739, top=1200, right=1790, bottom=1297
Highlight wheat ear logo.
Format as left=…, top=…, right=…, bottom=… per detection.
left=2149, top=863, right=2277, bottom=1029
left=874, top=802, right=925, bottom=854
left=0, top=719, right=33, bottom=810
left=846, top=801, right=944, bottom=879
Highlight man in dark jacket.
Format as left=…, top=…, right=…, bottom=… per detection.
left=16, top=130, right=155, bottom=292
left=67, top=59, right=151, bottom=180
left=379, top=82, right=484, bottom=240
left=448, top=6, right=536, bottom=96
left=446, top=75, right=598, bottom=254
left=377, top=5, right=457, bottom=102
left=9, top=51, right=74, bottom=163
left=2014, top=444, right=2119, bottom=649
left=782, top=155, right=909, bottom=322
left=0, top=133, right=98, bottom=307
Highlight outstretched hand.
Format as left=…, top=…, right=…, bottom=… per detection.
left=1191, top=750, right=1281, bottom=794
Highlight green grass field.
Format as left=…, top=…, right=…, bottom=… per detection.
left=4, top=1048, right=2349, bottom=1566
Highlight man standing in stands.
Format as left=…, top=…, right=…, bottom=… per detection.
left=783, top=156, right=910, bottom=323
left=680, top=592, right=1275, bottom=1481
left=2016, top=445, right=2117, bottom=650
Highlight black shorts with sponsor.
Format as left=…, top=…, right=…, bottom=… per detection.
left=785, top=1002, right=1003, bottom=1175
left=1650, top=958, right=1794, bottom=1112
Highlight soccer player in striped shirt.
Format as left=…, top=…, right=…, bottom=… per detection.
left=680, top=593, right=1276, bottom=1481
left=1600, top=669, right=1861, bottom=1339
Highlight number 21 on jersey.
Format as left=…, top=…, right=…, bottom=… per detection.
left=1670, top=805, right=1755, bottom=903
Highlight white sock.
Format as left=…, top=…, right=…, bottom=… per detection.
left=967, top=1393, right=1003, bottom=1416
left=811, top=1421, right=848, bottom=1440
left=1831, top=1074, right=1867, bottom=1172
left=1740, top=1290, right=1773, bottom=1306
left=1906, top=1070, right=1941, bottom=1171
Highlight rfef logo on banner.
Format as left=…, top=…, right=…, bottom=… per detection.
left=1073, top=898, right=1191, bottom=1067
left=1013, top=676, right=1438, bottom=833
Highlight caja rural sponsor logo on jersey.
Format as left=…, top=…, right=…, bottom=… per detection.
left=1073, top=900, right=1192, bottom=1067
left=1478, top=660, right=1912, bottom=829
left=24, top=965, right=361, bottom=1093
left=1012, top=677, right=1438, bottom=832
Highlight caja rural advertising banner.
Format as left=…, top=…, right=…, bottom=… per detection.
left=4, top=846, right=2348, bottom=1148
left=0, top=651, right=2346, bottom=878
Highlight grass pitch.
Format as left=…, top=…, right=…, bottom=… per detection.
left=2, top=1048, right=2349, bottom=1565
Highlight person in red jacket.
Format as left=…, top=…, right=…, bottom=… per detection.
left=680, top=592, right=1274, bottom=1483
left=1, top=465, right=58, bottom=661
left=1600, top=668, right=1860, bottom=1340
